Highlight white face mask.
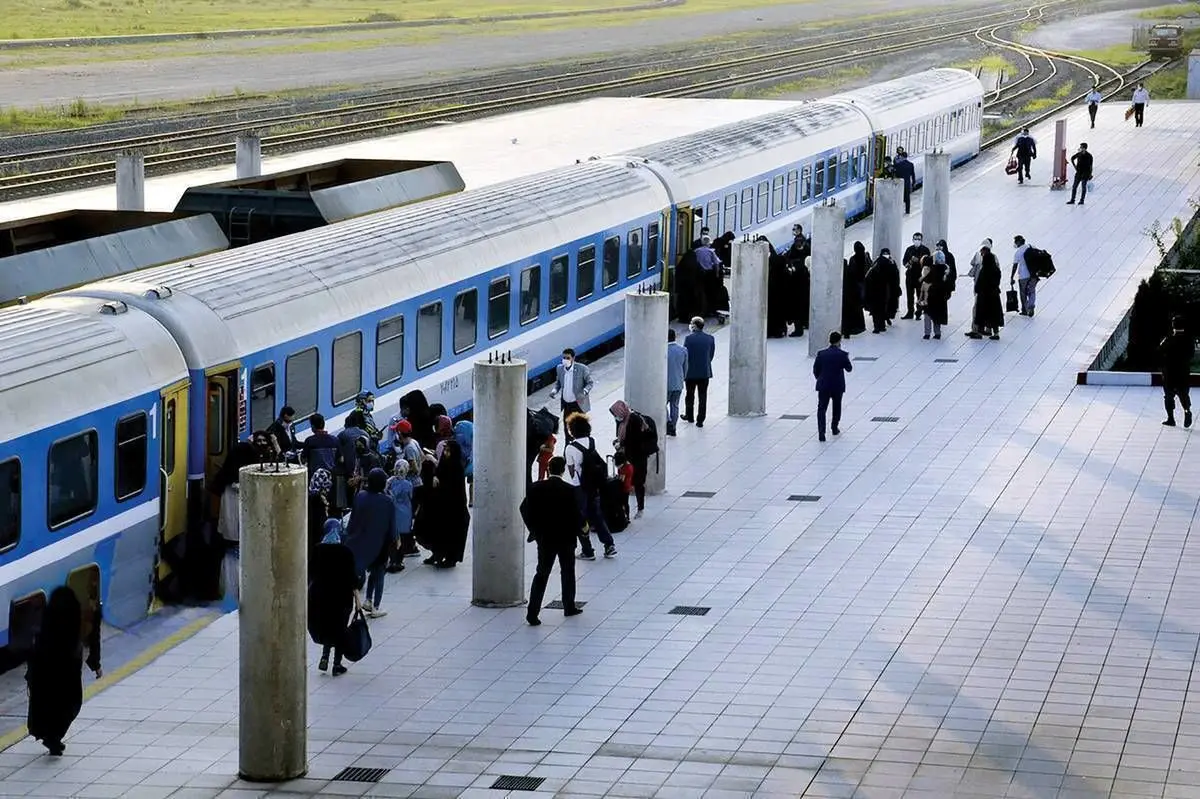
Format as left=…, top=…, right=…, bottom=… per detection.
left=562, top=358, right=572, bottom=368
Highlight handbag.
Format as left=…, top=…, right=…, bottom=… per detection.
left=341, top=609, right=372, bottom=662
left=1005, top=155, right=1019, bottom=176
left=1006, top=289, right=1019, bottom=313
left=1124, top=106, right=1135, bottom=121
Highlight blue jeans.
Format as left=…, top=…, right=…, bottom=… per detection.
left=576, top=487, right=613, bottom=554
left=366, top=561, right=387, bottom=608
left=667, top=390, right=681, bottom=432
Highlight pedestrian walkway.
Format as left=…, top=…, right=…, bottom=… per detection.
left=2, top=101, right=1198, bottom=799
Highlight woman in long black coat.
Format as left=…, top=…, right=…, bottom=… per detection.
left=26, top=586, right=101, bottom=756
left=766, top=247, right=790, bottom=338
left=863, top=255, right=891, bottom=334
left=973, top=247, right=1005, bottom=340
left=425, top=439, right=470, bottom=568
left=842, top=242, right=869, bottom=337
left=308, top=538, right=360, bottom=676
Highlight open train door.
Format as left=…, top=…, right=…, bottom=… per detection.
left=204, top=363, right=241, bottom=520
left=152, top=378, right=189, bottom=608
left=868, top=133, right=888, bottom=207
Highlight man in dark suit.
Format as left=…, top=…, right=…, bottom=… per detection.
left=813, top=331, right=853, bottom=442
left=893, top=148, right=916, bottom=213
left=1067, top=143, right=1093, bottom=206
left=682, top=316, right=717, bottom=428
left=520, top=456, right=585, bottom=625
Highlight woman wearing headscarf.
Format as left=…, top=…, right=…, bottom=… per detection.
left=765, top=240, right=790, bottom=339
left=972, top=245, right=1005, bottom=340
left=453, top=420, right=474, bottom=507
left=920, top=254, right=948, bottom=340
left=609, top=400, right=650, bottom=519
left=343, top=468, right=397, bottom=618
left=425, top=438, right=470, bottom=569
left=308, top=527, right=360, bottom=676
left=399, top=390, right=434, bottom=451
left=842, top=242, right=869, bottom=338
left=386, top=461, right=415, bottom=564
left=26, top=586, right=101, bottom=756
left=863, top=249, right=892, bottom=334
left=307, top=468, right=334, bottom=567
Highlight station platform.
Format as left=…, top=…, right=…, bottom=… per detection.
left=2, top=101, right=1199, bottom=799
left=0, top=97, right=796, bottom=223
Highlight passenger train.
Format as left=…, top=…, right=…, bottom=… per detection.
left=0, top=68, right=983, bottom=655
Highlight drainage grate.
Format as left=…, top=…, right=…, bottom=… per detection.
left=871, top=416, right=900, bottom=423
left=546, top=600, right=587, bottom=610
left=332, top=767, right=390, bottom=783
left=779, top=414, right=810, bottom=420
left=787, top=495, right=821, bottom=502
left=669, top=606, right=711, bottom=616
left=854, top=356, right=878, bottom=362
left=491, top=775, right=546, bottom=791
left=934, top=358, right=959, bottom=363
left=682, top=491, right=716, bottom=498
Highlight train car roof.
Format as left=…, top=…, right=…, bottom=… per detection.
left=826, top=68, right=984, bottom=130
left=64, top=160, right=670, bottom=370
left=0, top=295, right=187, bottom=443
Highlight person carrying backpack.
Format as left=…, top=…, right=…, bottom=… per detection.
left=564, top=415, right=617, bottom=560
left=609, top=400, right=658, bottom=521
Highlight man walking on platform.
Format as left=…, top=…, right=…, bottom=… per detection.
left=1067, top=143, right=1093, bottom=206
left=1012, top=128, right=1037, bottom=184
left=1160, top=316, right=1194, bottom=428
left=666, top=329, right=688, bottom=436
left=682, top=317, right=716, bottom=428
left=550, top=348, right=593, bottom=444
left=1085, top=86, right=1102, bottom=128
left=1132, top=84, right=1150, bottom=127
left=813, top=331, right=853, bottom=443
left=521, top=457, right=585, bottom=625
left=893, top=148, right=916, bottom=214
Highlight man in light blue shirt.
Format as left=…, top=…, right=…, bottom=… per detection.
left=666, top=329, right=688, bottom=437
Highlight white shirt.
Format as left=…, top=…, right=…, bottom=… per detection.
left=1086, top=90, right=1102, bottom=105
left=564, top=436, right=593, bottom=487
left=561, top=364, right=576, bottom=403
left=1133, top=87, right=1150, bottom=105
left=1013, top=243, right=1031, bottom=280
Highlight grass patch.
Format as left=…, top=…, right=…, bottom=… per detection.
left=1022, top=79, right=1075, bottom=113
left=731, top=65, right=870, bottom=98
left=1069, top=44, right=1148, bottom=68
left=1137, top=2, right=1200, bottom=19
left=956, top=54, right=1014, bottom=73
left=0, top=97, right=127, bottom=132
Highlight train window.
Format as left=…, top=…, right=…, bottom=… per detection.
left=416, top=302, right=443, bottom=369
left=549, top=255, right=569, bottom=310
left=705, top=201, right=720, bottom=233
left=771, top=175, right=785, bottom=216
left=249, top=363, right=275, bottom=434
left=801, top=166, right=812, bottom=202
left=602, top=236, right=620, bottom=289
left=626, top=228, right=643, bottom=279
left=859, top=146, right=869, bottom=179
left=376, top=315, right=404, bottom=387
left=164, top=399, right=176, bottom=475
left=724, top=194, right=737, bottom=231
left=487, top=278, right=510, bottom=340
left=813, top=162, right=825, bottom=197
left=0, top=458, right=19, bottom=552
left=827, top=155, right=838, bottom=189
left=786, top=170, right=798, bottom=209
left=453, top=289, right=478, bottom=354
left=285, top=347, right=318, bottom=419
left=520, top=266, right=542, bottom=324
left=739, top=188, right=753, bottom=230
left=332, top=332, right=363, bottom=404
left=756, top=181, right=769, bottom=222
left=115, top=413, right=148, bottom=502
left=839, top=152, right=849, bottom=187
left=576, top=245, right=596, bottom=301
left=48, top=431, right=97, bottom=530
left=646, top=223, right=660, bottom=271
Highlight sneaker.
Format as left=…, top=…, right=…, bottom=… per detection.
left=831, top=427, right=840, bottom=436
left=578, top=551, right=596, bottom=561
left=1164, top=418, right=1177, bottom=427
left=696, top=421, right=704, bottom=428
left=634, top=509, right=643, bottom=519
left=564, top=606, right=583, bottom=618
left=933, top=334, right=941, bottom=340
left=362, top=601, right=375, bottom=614
left=604, top=546, right=618, bottom=559
left=526, top=616, right=542, bottom=626
left=367, top=608, right=388, bottom=619
left=331, top=664, right=347, bottom=676
left=1186, top=410, right=1193, bottom=429
left=922, top=334, right=930, bottom=340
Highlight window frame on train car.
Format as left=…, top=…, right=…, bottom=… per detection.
left=771, top=175, right=785, bottom=216
left=285, top=347, right=319, bottom=420
left=453, top=288, right=478, bottom=355
left=249, top=363, right=275, bottom=435
left=858, top=146, right=868, bottom=180
left=487, top=277, right=511, bottom=340
left=723, top=194, right=737, bottom=232
left=827, top=155, right=839, bottom=189
left=416, top=301, right=443, bottom=370
left=840, top=151, right=850, bottom=186
left=375, top=315, right=405, bottom=388
left=755, top=180, right=769, bottom=222
left=705, top=201, right=720, bottom=234
left=785, top=170, right=798, bottom=209
left=813, top=161, right=825, bottom=197
left=519, top=265, right=542, bottom=325
left=114, top=412, right=148, bottom=502
left=626, top=228, right=643, bottom=279
left=0, top=458, right=20, bottom=553
left=801, top=165, right=812, bottom=202
left=47, top=429, right=99, bottom=531
left=601, top=236, right=621, bottom=290
left=576, top=244, right=597, bottom=301
left=549, top=255, right=569, bottom=312
left=331, top=331, right=363, bottom=405
left=739, top=187, right=754, bottom=230
left=646, top=223, right=660, bottom=271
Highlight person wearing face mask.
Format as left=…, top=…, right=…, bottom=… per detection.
left=549, top=348, right=594, bottom=445
left=354, top=392, right=381, bottom=444
left=900, top=232, right=931, bottom=320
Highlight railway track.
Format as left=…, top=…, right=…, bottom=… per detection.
left=0, top=1, right=1085, bottom=198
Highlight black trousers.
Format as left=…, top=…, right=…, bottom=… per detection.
left=905, top=279, right=922, bottom=317
left=1017, top=155, right=1032, bottom=180
left=1165, top=384, right=1192, bottom=413
left=1070, top=174, right=1089, bottom=203
left=684, top=379, right=709, bottom=424
left=817, top=391, right=843, bottom=437
left=528, top=537, right=576, bottom=619
left=631, top=455, right=648, bottom=512
left=903, top=183, right=911, bottom=214
left=1088, top=103, right=1097, bottom=127
left=561, top=401, right=583, bottom=443
left=1134, top=102, right=1145, bottom=127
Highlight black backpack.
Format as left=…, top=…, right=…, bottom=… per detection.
left=570, top=439, right=608, bottom=494
left=633, top=412, right=659, bottom=456
left=1025, top=247, right=1056, bottom=278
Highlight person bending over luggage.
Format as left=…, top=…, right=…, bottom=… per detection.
left=609, top=400, right=650, bottom=520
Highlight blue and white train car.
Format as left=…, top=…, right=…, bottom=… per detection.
left=0, top=296, right=188, bottom=651
left=66, top=161, right=670, bottom=499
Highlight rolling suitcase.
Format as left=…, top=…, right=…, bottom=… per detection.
left=601, top=456, right=629, bottom=533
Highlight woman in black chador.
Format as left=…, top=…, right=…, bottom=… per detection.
left=842, top=241, right=869, bottom=338
left=26, top=586, right=101, bottom=756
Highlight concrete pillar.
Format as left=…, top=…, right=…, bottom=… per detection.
left=1188, top=50, right=1200, bottom=100
left=238, top=463, right=307, bottom=782
left=236, top=133, right=263, bottom=179
left=872, top=178, right=904, bottom=267
left=1051, top=119, right=1068, bottom=189
left=809, top=203, right=846, bottom=358
left=624, top=290, right=669, bottom=495
left=728, top=239, right=769, bottom=417
left=471, top=355, right=527, bottom=608
left=920, top=151, right=951, bottom=246
left=115, top=152, right=145, bottom=211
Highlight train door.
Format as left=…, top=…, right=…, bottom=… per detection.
left=153, top=379, right=189, bottom=608
left=667, top=203, right=694, bottom=295
left=204, top=364, right=241, bottom=517
left=868, top=133, right=888, bottom=206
